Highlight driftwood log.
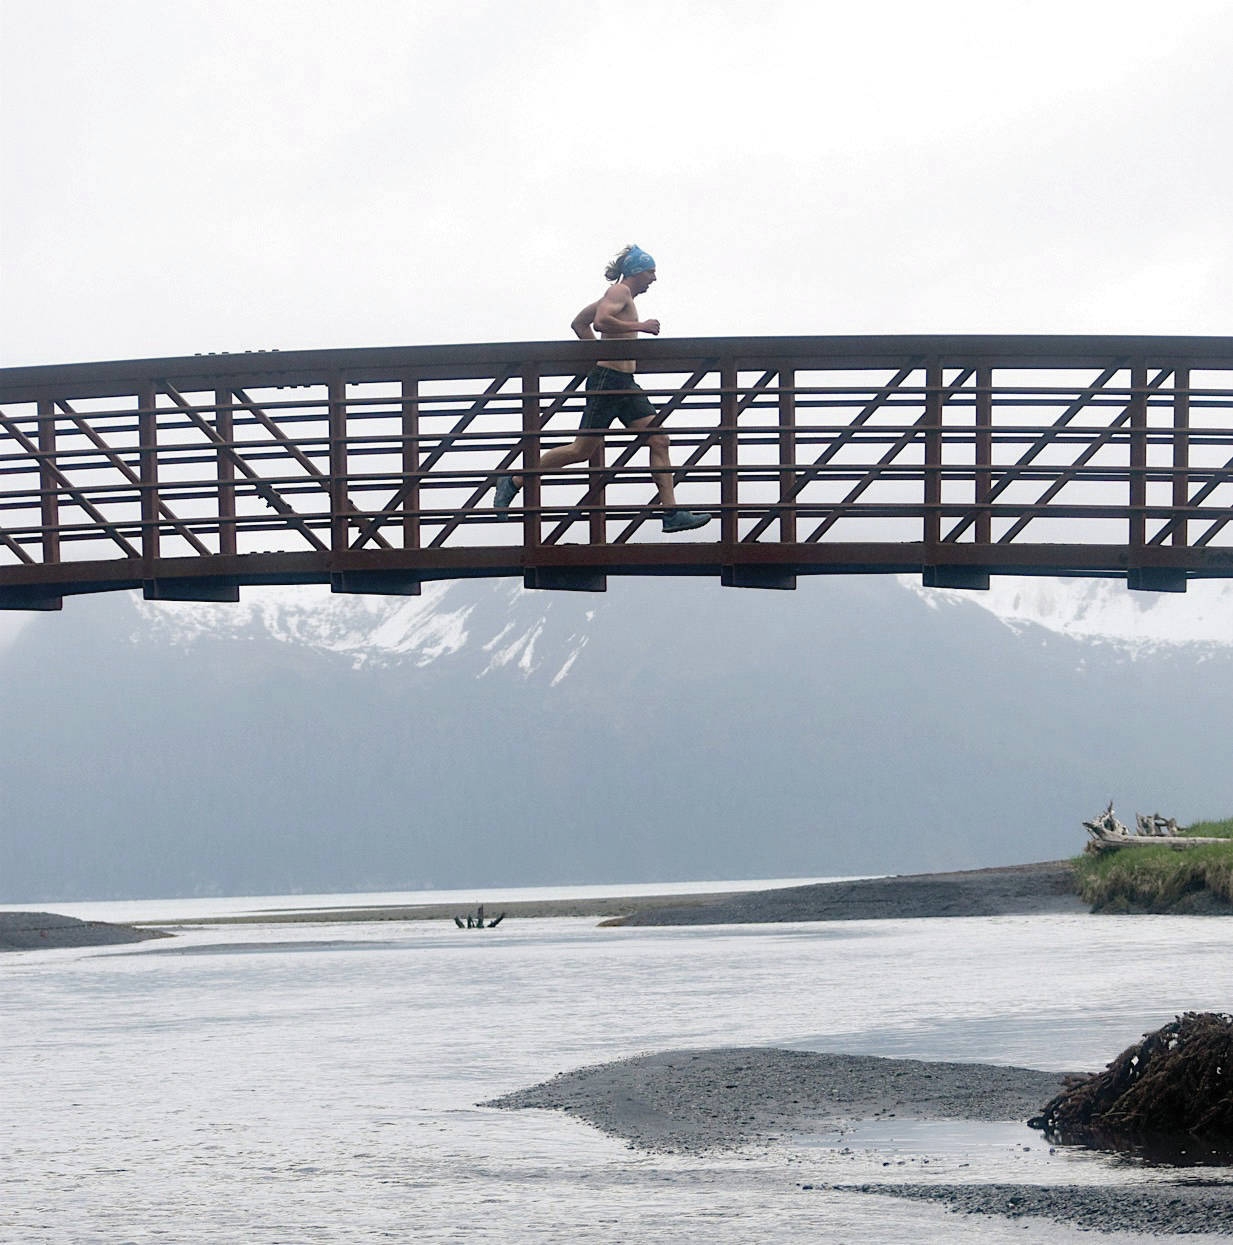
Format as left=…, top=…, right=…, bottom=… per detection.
left=453, top=904, right=506, bottom=929
left=1083, top=802, right=1230, bottom=853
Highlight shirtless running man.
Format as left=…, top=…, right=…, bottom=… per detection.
left=493, top=245, right=710, bottom=533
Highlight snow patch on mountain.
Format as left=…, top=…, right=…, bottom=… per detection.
left=135, top=582, right=472, bottom=666
left=133, top=579, right=589, bottom=683
left=905, top=574, right=1233, bottom=649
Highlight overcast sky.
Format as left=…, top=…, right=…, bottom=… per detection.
left=5, top=0, right=1233, bottom=370
left=4, top=0, right=1233, bottom=653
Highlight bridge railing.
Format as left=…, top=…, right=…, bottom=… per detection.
left=3, top=334, right=1233, bottom=606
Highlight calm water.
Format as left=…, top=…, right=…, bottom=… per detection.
left=5, top=898, right=1233, bottom=1243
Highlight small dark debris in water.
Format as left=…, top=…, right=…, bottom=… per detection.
left=1030, top=1011, right=1233, bottom=1163
left=453, top=904, right=506, bottom=929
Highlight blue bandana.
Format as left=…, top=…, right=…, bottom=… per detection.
left=620, top=246, right=656, bottom=277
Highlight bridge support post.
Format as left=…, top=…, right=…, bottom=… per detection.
left=720, top=360, right=738, bottom=544
left=215, top=388, right=237, bottom=557
left=1129, top=360, right=1148, bottom=551
left=1127, top=568, right=1187, bottom=593
left=720, top=566, right=796, bottom=590
left=523, top=567, right=606, bottom=592
left=778, top=369, right=797, bottom=543
left=922, top=566, right=990, bottom=591
left=402, top=375, right=420, bottom=552
left=38, top=398, right=59, bottom=565
left=522, top=365, right=541, bottom=552
left=975, top=365, right=992, bottom=544
left=328, top=373, right=348, bottom=553
left=1172, top=367, right=1189, bottom=551
left=138, top=382, right=159, bottom=570
left=143, top=577, right=241, bottom=602
left=924, top=359, right=942, bottom=547
left=0, top=586, right=63, bottom=611
left=330, top=571, right=422, bottom=596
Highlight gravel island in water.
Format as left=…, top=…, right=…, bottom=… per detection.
left=0, top=911, right=169, bottom=952
left=485, top=1047, right=1071, bottom=1153
left=489, top=1047, right=1233, bottom=1235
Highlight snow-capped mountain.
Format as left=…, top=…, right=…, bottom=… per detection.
left=5, top=569, right=1233, bottom=902
left=910, top=575, right=1233, bottom=650
left=134, top=580, right=595, bottom=684
left=131, top=572, right=1233, bottom=672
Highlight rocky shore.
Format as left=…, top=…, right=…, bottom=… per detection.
left=0, top=911, right=169, bottom=952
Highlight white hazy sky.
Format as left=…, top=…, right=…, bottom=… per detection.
left=4, top=0, right=1233, bottom=370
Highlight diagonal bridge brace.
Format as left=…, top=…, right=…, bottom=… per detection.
left=428, top=372, right=587, bottom=548
left=55, top=398, right=212, bottom=557
left=741, top=364, right=921, bottom=544
left=352, top=371, right=514, bottom=550
left=943, top=365, right=1122, bottom=543
left=996, top=367, right=1172, bottom=544
left=162, top=384, right=328, bottom=552
left=229, top=388, right=392, bottom=551
left=0, top=403, right=140, bottom=559
left=1150, top=398, right=1233, bottom=548
left=804, top=366, right=973, bottom=543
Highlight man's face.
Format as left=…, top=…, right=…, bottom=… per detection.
left=629, top=268, right=656, bottom=296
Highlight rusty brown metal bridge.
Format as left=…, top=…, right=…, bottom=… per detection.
left=4, top=334, right=1233, bottom=609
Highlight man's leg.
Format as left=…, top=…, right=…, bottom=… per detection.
left=517, top=438, right=595, bottom=488
left=628, top=414, right=710, bottom=533
left=629, top=416, right=678, bottom=508
left=494, top=437, right=595, bottom=512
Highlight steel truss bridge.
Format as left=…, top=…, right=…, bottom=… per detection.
left=3, top=334, right=1233, bottom=609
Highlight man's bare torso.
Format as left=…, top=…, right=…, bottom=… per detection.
left=598, top=286, right=640, bottom=373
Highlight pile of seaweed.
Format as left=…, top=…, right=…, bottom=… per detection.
left=1030, top=1012, right=1233, bottom=1161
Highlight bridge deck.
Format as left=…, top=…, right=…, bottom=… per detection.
left=3, top=334, right=1233, bottom=608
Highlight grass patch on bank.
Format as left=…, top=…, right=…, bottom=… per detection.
left=1182, top=817, right=1233, bottom=838
left=1074, top=823, right=1233, bottom=912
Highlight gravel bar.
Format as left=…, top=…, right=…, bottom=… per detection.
left=485, top=1046, right=1072, bottom=1153
left=0, top=911, right=169, bottom=952
left=603, top=861, right=1085, bottom=926
left=837, top=1181, right=1233, bottom=1235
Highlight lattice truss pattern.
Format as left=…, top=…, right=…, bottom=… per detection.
left=2, top=351, right=1233, bottom=576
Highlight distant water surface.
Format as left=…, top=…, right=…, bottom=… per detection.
left=5, top=900, right=1231, bottom=1243
left=0, top=875, right=857, bottom=924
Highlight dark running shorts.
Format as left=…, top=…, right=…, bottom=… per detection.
left=581, top=366, right=656, bottom=432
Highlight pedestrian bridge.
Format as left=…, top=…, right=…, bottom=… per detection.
left=3, top=334, right=1233, bottom=609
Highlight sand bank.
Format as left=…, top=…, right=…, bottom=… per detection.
left=152, top=889, right=749, bottom=927
left=0, top=911, right=170, bottom=952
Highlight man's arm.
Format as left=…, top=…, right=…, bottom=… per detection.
left=592, top=283, right=660, bottom=336
left=571, top=300, right=599, bottom=340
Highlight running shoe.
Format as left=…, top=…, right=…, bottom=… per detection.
left=662, top=510, right=711, bottom=533
left=493, top=476, right=519, bottom=515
